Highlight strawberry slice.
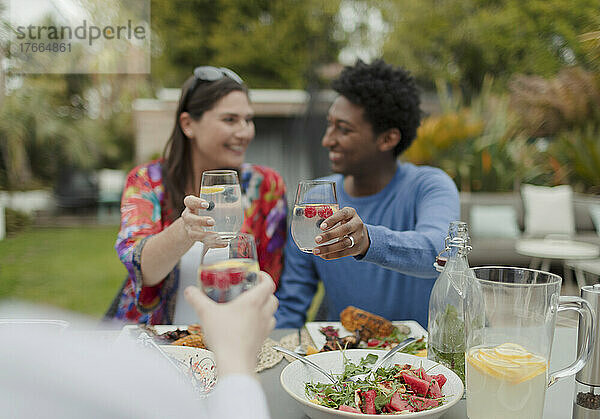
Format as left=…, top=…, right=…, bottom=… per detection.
left=367, top=338, right=380, bottom=347
left=304, top=206, right=316, bottom=218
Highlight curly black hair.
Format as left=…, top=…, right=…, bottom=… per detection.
left=331, top=59, right=422, bottom=157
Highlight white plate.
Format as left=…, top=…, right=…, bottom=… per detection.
left=305, top=320, right=427, bottom=350
left=160, top=345, right=217, bottom=394
left=117, top=325, right=217, bottom=394
left=280, top=349, right=463, bottom=419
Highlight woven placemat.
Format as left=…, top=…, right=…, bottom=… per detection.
left=255, top=337, right=282, bottom=373
left=279, top=329, right=313, bottom=362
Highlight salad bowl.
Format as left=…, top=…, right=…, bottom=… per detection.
left=280, top=349, right=463, bottom=419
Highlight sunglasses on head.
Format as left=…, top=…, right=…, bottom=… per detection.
left=182, top=66, right=244, bottom=111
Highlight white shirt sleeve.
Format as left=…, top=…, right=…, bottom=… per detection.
left=0, top=309, right=271, bottom=419
left=206, top=374, right=271, bottom=419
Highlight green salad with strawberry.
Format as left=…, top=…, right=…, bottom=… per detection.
left=305, top=353, right=449, bottom=414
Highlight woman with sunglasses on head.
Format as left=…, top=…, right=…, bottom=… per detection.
left=105, top=67, right=287, bottom=325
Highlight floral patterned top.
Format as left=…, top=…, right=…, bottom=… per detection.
left=107, top=159, right=287, bottom=324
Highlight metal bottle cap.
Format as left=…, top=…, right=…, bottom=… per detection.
left=576, top=284, right=600, bottom=386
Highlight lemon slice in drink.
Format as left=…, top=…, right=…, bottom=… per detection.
left=201, top=186, right=226, bottom=194
left=203, top=258, right=259, bottom=272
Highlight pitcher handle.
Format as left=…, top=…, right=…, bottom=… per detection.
left=548, top=296, right=596, bottom=387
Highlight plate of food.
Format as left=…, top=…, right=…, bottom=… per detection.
left=280, top=349, right=463, bottom=418
left=119, top=324, right=207, bottom=348
left=305, top=306, right=427, bottom=355
left=118, top=323, right=282, bottom=373
left=117, top=324, right=216, bottom=394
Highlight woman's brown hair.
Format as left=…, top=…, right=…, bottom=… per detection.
left=162, top=75, right=248, bottom=220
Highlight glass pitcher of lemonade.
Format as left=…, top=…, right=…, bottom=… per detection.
left=464, top=267, right=596, bottom=419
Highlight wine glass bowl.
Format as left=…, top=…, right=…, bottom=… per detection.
left=198, top=233, right=259, bottom=303
left=291, top=180, right=338, bottom=253
left=198, top=170, right=244, bottom=240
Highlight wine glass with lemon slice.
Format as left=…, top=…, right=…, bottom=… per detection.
left=198, top=170, right=244, bottom=240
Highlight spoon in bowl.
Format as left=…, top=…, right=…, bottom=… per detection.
left=273, top=345, right=337, bottom=384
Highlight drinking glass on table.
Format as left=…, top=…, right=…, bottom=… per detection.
left=198, top=233, right=259, bottom=303
left=291, top=180, right=338, bottom=253
left=464, top=267, right=595, bottom=419
left=198, top=170, right=243, bottom=241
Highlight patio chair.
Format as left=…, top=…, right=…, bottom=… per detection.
left=521, top=184, right=575, bottom=239
left=517, top=185, right=599, bottom=286
left=566, top=204, right=600, bottom=287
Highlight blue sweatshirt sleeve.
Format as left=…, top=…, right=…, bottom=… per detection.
left=359, top=169, right=459, bottom=277
left=274, top=233, right=320, bottom=328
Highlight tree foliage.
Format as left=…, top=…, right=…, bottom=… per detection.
left=0, top=0, right=344, bottom=189
left=151, top=0, right=343, bottom=88
left=509, top=66, right=600, bottom=193
left=380, top=0, right=599, bottom=94
left=0, top=75, right=148, bottom=190
left=403, top=78, right=550, bottom=192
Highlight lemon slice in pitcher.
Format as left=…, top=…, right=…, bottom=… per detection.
left=495, top=343, right=532, bottom=360
left=468, top=343, right=547, bottom=384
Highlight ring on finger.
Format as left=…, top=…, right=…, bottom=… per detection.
left=347, top=235, right=355, bottom=249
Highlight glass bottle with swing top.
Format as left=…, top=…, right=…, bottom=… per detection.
left=427, top=220, right=473, bottom=387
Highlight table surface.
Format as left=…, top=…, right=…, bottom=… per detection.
left=516, top=238, right=600, bottom=260
left=265, top=327, right=578, bottom=419
left=96, top=323, right=579, bottom=418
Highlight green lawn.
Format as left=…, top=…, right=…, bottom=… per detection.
left=0, top=226, right=126, bottom=317
left=0, top=225, right=324, bottom=321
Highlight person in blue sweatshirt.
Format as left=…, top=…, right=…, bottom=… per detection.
left=275, top=59, right=459, bottom=329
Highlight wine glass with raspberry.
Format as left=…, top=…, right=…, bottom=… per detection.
left=198, top=233, right=259, bottom=303
left=291, top=180, right=338, bottom=253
